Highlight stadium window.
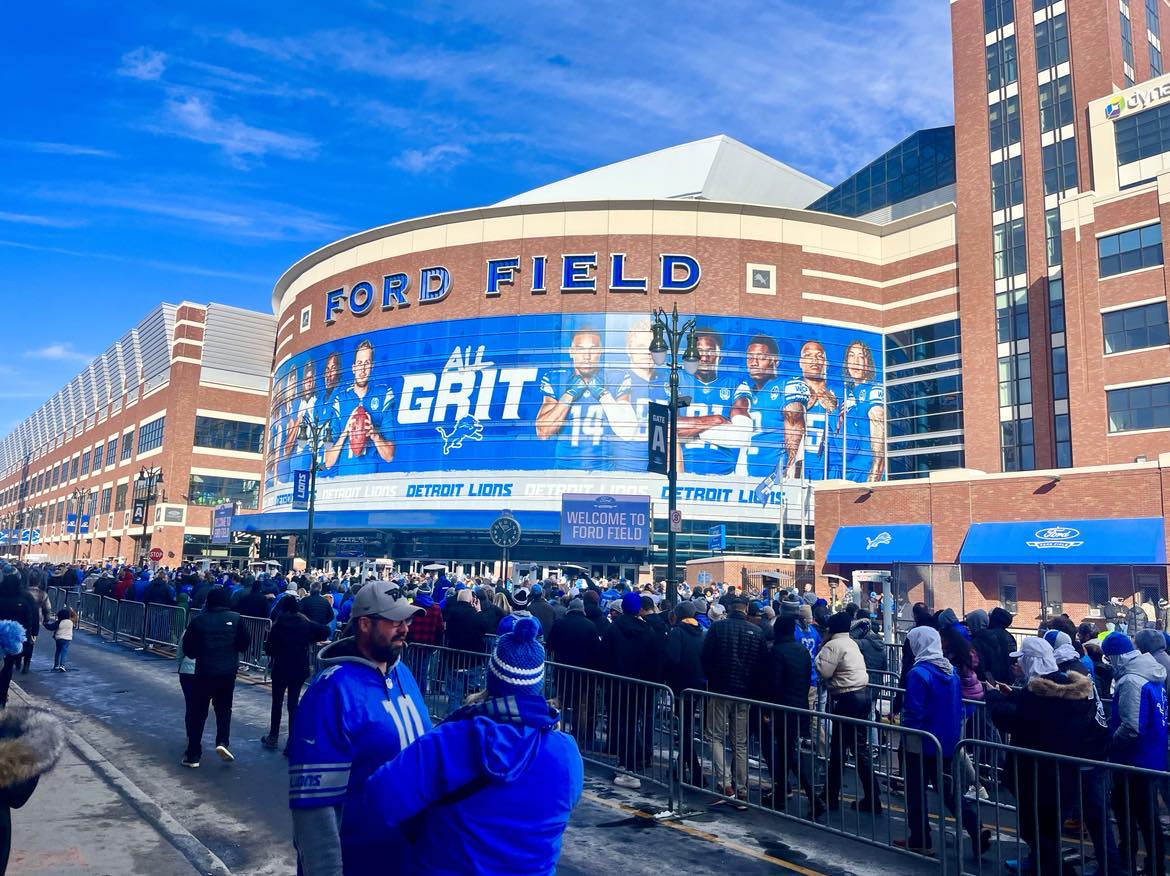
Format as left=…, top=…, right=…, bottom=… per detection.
left=1107, top=382, right=1170, bottom=431
left=1098, top=224, right=1163, bottom=277
left=1103, top=301, right=1170, bottom=354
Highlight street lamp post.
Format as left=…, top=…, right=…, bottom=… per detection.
left=296, top=415, right=333, bottom=575
left=649, top=303, right=699, bottom=609
left=68, top=487, right=87, bottom=566
left=136, top=467, right=163, bottom=565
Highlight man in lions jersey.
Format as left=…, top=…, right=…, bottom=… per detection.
left=836, top=340, right=885, bottom=482
left=789, top=340, right=840, bottom=481
left=325, top=339, right=395, bottom=475
left=611, top=320, right=672, bottom=472
left=678, top=329, right=741, bottom=476
left=730, top=334, right=807, bottom=480
left=536, top=327, right=617, bottom=470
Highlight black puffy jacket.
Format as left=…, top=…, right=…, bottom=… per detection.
left=265, top=613, right=331, bottom=679
left=299, top=593, right=335, bottom=627
left=445, top=602, right=486, bottom=652
left=664, top=622, right=706, bottom=695
left=762, top=633, right=813, bottom=709
left=0, top=575, right=33, bottom=638
left=182, top=607, right=251, bottom=677
left=546, top=610, right=600, bottom=670
left=528, top=598, right=556, bottom=638
left=601, top=613, right=663, bottom=683
left=701, top=612, right=765, bottom=697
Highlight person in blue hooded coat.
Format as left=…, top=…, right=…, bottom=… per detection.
left=358, top=616, right=583, bottom=875
left=1103, top=631, right=1168, bottom=876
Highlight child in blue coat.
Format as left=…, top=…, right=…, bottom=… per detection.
left=358, top=617, right=583, bottom=875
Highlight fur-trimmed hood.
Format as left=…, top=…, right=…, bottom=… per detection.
left=1025, top=671, right=1094, bottom=701
left=0, top=708, right=63, bottom=788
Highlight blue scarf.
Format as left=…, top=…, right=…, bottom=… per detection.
left=448, top=694, right=559, bottom=731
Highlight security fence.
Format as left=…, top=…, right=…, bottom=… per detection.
left=41, top=587, right=1170, bottom=874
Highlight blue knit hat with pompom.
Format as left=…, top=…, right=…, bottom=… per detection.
left=487, top=616, right=545, bottom=697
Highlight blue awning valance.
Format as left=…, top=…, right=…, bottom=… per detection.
left=958, top=518, right=1166, bottom=565
left=826, top=524, right=933, bottom=564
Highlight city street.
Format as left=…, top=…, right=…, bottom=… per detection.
left=9, top=630, right=934, bottom=876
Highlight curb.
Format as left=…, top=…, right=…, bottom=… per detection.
left=13, top=683, right=233, bottom=876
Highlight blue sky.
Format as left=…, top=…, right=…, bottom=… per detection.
left=0, top=0, right=953, bottom=429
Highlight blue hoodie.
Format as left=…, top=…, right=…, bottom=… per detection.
left=359, top=694, right=583, bottom=875
left=902, top=661, right=963, bottom=758
left=1108, top=650, right=1169, bottom=771
left=131, top=572, right=150, bottom=602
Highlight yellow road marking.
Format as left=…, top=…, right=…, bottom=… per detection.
left=580, top=790, right=827, bottom=876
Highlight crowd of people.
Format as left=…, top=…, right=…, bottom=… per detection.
left=8, top=557, right=1170, bottom=874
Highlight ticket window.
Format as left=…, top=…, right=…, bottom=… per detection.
left=998, top=572, right=1018, bottom=616
left=1046, top=572, right=1063, bottom=617
left=1088, top=574, right=1109, bottom=617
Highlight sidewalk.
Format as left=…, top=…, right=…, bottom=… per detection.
left=7, top=683, right=224, bottom=876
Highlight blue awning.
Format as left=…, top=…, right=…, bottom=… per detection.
left=826, top=524, right=933, bottom=564
left=959, top=518, right=1166, bottom=565
left=235, top=508, right=563, bottom=534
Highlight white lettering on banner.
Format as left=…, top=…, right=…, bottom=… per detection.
left=266, top=471, right=816, bottom=525
left=395, top=345, right=538, bottom=426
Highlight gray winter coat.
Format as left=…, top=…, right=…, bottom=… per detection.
left=849, top=619, right=887, bottom=680
left=1134, top=628, right=1170, bottom=694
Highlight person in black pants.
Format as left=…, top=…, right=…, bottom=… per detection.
left=262, top=596, right=330, bottom=754
left=0, top=570, right=34, bottom=706
left=180, top=586, right=250, bottom=767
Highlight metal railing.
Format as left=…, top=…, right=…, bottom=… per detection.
left=238, top=616, right=271, bottom=677
left=679, top=687, right=950, bottom=871
left=115, top=600, right=146, bottom=645
left=144, top=604, right=186, bottom=654
left=953, top=736, right=1169, bottom=876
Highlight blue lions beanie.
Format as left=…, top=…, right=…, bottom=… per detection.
left=622, top=591, right=642, bottom=615
left=1102, top=631, right=1136, bottom=657
left=487, top=616, right=545, bottom=697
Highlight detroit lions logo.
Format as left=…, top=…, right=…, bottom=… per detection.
left=865, top=531, right=892, bottom=551
left=436, top=415, right=484, bottom=454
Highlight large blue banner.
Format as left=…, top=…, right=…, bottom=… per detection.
left=263, top=312, right=884, bottom=519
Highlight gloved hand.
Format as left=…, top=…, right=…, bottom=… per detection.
left=565, top=376, right=587, bottom=402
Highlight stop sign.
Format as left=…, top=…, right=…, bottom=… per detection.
left=148, top=547, right=164, bottom=563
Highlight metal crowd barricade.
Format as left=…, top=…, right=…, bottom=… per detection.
left=953, top=736, right=1170, bottom=876
left=238, top=616, right=271, bottom=678
left=99, top=596, right=120, bottom=639
left=78, top=592, right=102, bottom=632
left=114, top=599, right=146, bottom=645
left=143, top=604, right=185, bottom=654
left=45, top=587, right=62, bottom=612
left=678, top=687, right=949, bottom=872
left=544, top=660, right=677, bottom=809
left=400, top=644, right=490, bottom=723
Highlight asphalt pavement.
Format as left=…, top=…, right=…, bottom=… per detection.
left=8, top=629, right=939, bottom=876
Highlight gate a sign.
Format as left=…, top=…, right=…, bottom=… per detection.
left=647, top=402, right=669, bottom=475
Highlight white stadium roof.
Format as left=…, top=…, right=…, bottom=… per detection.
left=495, top=135, right=830, bottom=209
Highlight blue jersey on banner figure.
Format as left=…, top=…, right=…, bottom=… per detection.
left=536, top=327, right=614, bottom=470
left=326, top=340, right=396, bottom=476
left=838, top=339, right=885, bottom=482
left=734, top=333, right=803, bottom=480
left=680, top=328, right=739, bottom=476
left=611, top=320, right=671, bottom=472
left=790, top=340, right=840, bottom=481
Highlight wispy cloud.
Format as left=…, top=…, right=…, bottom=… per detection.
left=0, top=239, right=270, bottom=283
left=119, top=46, right=167, bottom=81
left=23, top=342, right=93, bottom=363
left=393, top=144, right=469, bottom=173
left=156, top=92, right=318, bottom=167
left=0, top=211, right=83, bottom=229
left=33, top=183, right=344, bottom=241
left=0, top=139, right=117, bottom=158
left=222, top=1, right=952, bottom=184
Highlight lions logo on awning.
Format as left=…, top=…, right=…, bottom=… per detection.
left=865, top=531, right=892, bottom=551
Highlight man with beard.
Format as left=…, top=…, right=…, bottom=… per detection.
left=288, top=583, right=428, bottom=875
left=678, top=329, right=743, bottom=477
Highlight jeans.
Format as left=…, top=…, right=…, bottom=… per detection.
left=707, top=696, right=749, bottom=791
left=269, top=671, right=308, bottom=739
left=53, top=640, right=70, bottom=669
left=20, top=637, right=34, bottom=672
left=904, top=753, right=978, bottom=850
left=185, top=674, right=236, bottom=761
left=614, top=684, right=655, bottom=774
left=827, top=689, right=876, bottom=808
